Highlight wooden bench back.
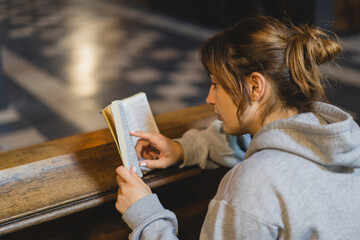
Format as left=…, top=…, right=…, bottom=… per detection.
left=0, top=104, right=216, bottom=236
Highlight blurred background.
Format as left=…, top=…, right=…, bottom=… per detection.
left=0, top=0, right=359, bottom=152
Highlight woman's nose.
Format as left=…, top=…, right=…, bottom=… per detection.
left=206, top=86, right=215, bottom=105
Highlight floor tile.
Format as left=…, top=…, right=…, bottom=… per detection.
left=0, top=0, right=359, bottom=152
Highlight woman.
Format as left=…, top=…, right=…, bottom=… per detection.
left=115, top=15, right=360, bottom=239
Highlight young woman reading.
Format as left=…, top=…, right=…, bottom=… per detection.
left=115, top=15, right=360, bottom=239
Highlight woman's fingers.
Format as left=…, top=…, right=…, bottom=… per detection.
left=130, top=130, right=154, bottom=140
left=130, top=166, right=151, bottom=191
left=115, top=165, right=152, bottom=214
left=139, top=159, right=168, bottom=169
left=142, top=146, right=158, bottom=159
left=134, top=139, right=150, bottom=159
left=133, top=132, right=163, bottom=160
left=144, top=150, right=158, bottom=159
left=116, top=166, right=134, bottom=184
left=116, top=175, right=125, bottom=190
left=117, top=166, right=148, bottom=187
left=131, top=131, right=164, bottom=149
left=131, top=131, right=182, bottom=169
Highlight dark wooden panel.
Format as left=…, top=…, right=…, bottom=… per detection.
left=2, top=167, right=228, bottom=240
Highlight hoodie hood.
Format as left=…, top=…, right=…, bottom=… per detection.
left=245, top=102, right=360, bottom=169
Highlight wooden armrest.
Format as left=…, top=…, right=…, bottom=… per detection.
left=0, top=104, right=216, bottom=235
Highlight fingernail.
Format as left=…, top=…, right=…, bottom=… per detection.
left=140, top=161, right=147, bottom=167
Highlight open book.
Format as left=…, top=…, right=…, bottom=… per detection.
left=101, top=92, right=159, bottom=177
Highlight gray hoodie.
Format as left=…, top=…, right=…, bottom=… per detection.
left=122, top=102, right=360, bottom=239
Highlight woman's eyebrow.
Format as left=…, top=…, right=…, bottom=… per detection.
left=207, top=73, right=216, bottom=81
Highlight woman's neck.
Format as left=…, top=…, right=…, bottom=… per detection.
left=249, top=107, right=299, bottom=136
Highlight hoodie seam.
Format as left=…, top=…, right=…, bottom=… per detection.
left=212, top=198, right=280, bottom=229
left=256, top=126, right=351, bottom=139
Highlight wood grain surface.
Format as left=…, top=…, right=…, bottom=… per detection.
left=0, top=104, right=216, bottom=236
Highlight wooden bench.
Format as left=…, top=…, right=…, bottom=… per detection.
left=0, top=104, right=228, bottom=239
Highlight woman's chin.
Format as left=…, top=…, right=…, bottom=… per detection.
left=223, top=124, right=248, bottom=135
left=223, top=125, right=237, bottom=135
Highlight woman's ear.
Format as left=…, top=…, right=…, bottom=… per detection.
left=247, top=72, right=266, bottom=102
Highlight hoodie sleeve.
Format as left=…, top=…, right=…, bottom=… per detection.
left=175, top=120, right=251, bottom=169
left=122, top=194, right=178, bottom=240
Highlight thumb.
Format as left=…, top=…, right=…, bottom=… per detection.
left=140, top=159, right=168, bottom=169
left=131, top=166, right=151, bottom=190
left=130, top=166, right=141, bottom=179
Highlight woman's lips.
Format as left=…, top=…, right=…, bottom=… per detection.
left=215, top=109, right=222, bottom=120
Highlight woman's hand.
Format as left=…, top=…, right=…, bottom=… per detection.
left=115, top=166, right=152, bottom=214
left=130, top=131, right=184, bottom=169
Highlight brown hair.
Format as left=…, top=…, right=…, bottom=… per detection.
left=200, top=15, right=341, bottom=122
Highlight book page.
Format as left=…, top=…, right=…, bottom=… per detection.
left=111, top=100, right=143, bottom=177
left=122, top=92, right=159, bottom=142
left=101, top=105, right=121, bottom=156
left=121, top=92, right=158, bottom=174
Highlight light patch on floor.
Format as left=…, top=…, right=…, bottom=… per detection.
left=0, top=108, right=19, bottom=124
left=2, top=48, right=106, bottom=133
left=126, top=68, right=162, bottom=84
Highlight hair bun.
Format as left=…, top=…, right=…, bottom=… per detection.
left=291, top=24, right=341, bottom=65
left=285, top=24, right=341, bottom=99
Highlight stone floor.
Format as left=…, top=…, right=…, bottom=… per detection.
left=0, top=0, right=359, bottom=152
